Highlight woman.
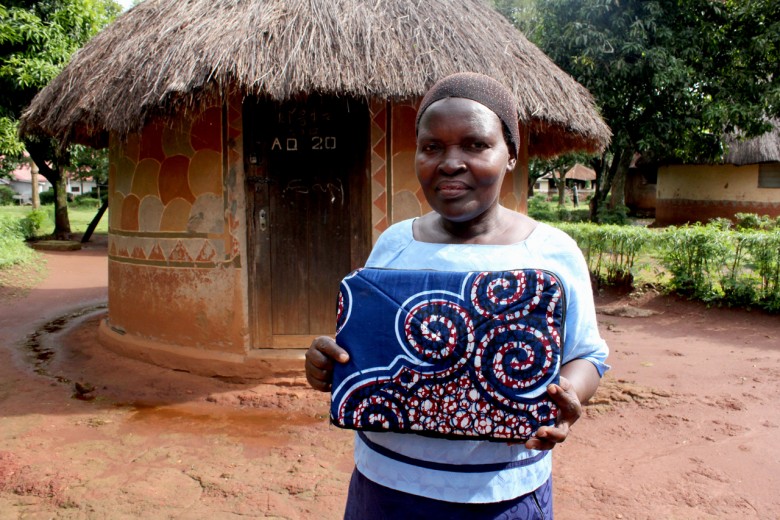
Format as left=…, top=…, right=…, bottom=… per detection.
left=306, top=72, right=609, bottom=519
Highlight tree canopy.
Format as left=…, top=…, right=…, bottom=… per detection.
left=1, top=0, right=119, bottom=153
left=500, top=0, right=780, bottom=219
left=0, top=0, right=119, bottom=235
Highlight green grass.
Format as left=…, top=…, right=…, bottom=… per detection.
left=0, top=204, right=108, bottom=236
left=0, top=203, right=107, bottom=298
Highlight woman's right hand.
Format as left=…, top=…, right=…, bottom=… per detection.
left=305, top=336, right=350, bottom=392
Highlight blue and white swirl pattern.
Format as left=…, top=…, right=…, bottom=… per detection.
left=332, top=269, right=564, bottom=441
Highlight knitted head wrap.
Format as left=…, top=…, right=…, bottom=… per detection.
left=416, top=72, right=520, bottom=157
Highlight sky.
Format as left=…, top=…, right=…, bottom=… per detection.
left=117, top=0, right=134, bottom=11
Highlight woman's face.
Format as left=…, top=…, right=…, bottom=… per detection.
left=416, top=97, right=516, bottom=224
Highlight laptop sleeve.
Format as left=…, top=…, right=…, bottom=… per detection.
left=330, top=268, right=565, bottom=441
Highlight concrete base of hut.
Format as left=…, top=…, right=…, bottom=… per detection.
left=98, top=319, right=304, bottom=382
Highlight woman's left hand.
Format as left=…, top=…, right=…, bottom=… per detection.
left=524, top=376, right=582, bottom=451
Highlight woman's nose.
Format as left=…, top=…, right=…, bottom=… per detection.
left=438, top=146, right=466, bottom=175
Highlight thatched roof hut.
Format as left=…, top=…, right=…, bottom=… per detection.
left=20, top=0, right=609, bottom=157
left=19, top=0, right=612, bottom=379
left=656, top=121, right=780, bottom=226
left=723, top=120, right=780, bottom=166
left=564, top=163, right=596, bottom=181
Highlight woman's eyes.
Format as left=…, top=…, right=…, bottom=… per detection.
left=420, top=141, right=490, bottom=152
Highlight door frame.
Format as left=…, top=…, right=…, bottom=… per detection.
left=243, top=94, right=372, bottom=349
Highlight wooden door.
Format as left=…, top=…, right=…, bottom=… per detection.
left=244, top=95, right=370, bottom=348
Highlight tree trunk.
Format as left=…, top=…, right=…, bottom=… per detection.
left=608, top=150, right=633, bottom=209
left=556, top=172, right=567, bottom=207
left=26, top=144, right=72, bottom=239
left=29, top=159, right=40, bottom=209
left=82, top=200, right=108, bottom=243
left=590, top=148, right=624, bottom=221
left=53, top=175, right=71, bottom=239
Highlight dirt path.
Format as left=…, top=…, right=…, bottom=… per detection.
left=0, top=242, right=778, bottom=519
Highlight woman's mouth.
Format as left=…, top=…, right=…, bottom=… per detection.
left=436, top=182, right=469, bottom=198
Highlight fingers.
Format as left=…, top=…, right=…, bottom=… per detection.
left=548, top=379, right=582, bottom=426
left=524, top=379, right=582, bottom=451
left=524, top=422, right=570, bottom=451
left=304, top=336, right=349, bottom=392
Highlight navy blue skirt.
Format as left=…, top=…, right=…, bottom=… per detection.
left=344, top=468, right=553, bottom=520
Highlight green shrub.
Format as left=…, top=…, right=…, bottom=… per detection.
left=0, top=214, right=36, bottom=268
left=72, top=193, right=101, bottom=208
left=528, top=195, right=559, bottom=222
left=596, top=204, right=630, bottom=225
left=555, top=222, right=653, bottom=288
left=528, top=194, right=592, bottom=223
left=39, top=188, right=56, bottom=205
left=741, top=230, right=780, bottom=310
left=0, top=185, right=17, bottom=205
left=18, top=209, right=48, bottom=239
left=553, top=219, right=780, bottom=312
left=707, top=217, right=733, bottom=231
left=654, top=223, right=780, bottom=312
left=658, top=223, right=730, bottom=301
left=733, top=212, right=777, bottom=231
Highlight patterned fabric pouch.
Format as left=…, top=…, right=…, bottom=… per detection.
left=330, top=268, right=565, bottom=441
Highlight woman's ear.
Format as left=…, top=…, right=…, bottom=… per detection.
left=506, top=155, right=517, bottom=174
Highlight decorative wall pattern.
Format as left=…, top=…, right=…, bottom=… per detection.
left=391, top=99, right=428, bottom=222
left=368, top=97, right=523, bottom=240
left=370, top=99, right=388, bottom=243
left=108, top=95, right=242, bottom=268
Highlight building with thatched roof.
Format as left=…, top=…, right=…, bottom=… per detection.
left=564, top=163, right=596, bottom=182
left=655, top=122, right=780, bottom=225
left=20, top=0, right=609, bottom=378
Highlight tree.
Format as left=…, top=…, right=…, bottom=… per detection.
left=0, top=0, right=119, bottom=237
left=529, top=152, right=591, bottom=206
left=493, top=0, right=543, bottom=41
left=519, top=0, right=779, bottom=221
left=70, top=144, right=109, bottom=199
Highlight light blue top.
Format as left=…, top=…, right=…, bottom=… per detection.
left=353, top=218, right=609, bottom=503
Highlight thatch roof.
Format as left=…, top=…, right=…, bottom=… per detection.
left=723, top=120, right=780, bottom=166
left=20, top=0, right=610, bottom=157
left=564, top=163, right=596, bottom=181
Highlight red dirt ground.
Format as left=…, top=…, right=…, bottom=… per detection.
left=0, top=238, right=778, bottom=519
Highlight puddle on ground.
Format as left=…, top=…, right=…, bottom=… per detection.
left=21, top=305, right=107, bottom=385
left=124, top=401, right=323, bottom=442
left=20, top=306, right=327, bottom=444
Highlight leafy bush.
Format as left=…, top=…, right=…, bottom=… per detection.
left=657, top=223, right=729, bottom=301
left=654, top=223, right=780, bottom=312
left=528, top=194, right=559, bottom=222
left=72, top=193, right=101, bottom=208
left=740, top=230, right=780, bottom=311
left=733, top=212, right=778, bottom=231
left=558, top=219, right=780, bottom=313
left=556, top=223, right=653, bottom=288
left=18, top=209, right=48, bottom=238
left=0, top=214, right=36, bottom=268
left=0, top=185, right=17, bottom=205
left=528, top=194, right=592, bottom=223
left=39, top=188, right=56, bottom=205
left=707, top=217, right=733, bottom=231
left=596, top=204, right=630, bottom=225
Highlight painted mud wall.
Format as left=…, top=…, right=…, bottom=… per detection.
left=625, top=169, right=657, bottom=217
left=369, top=99, right=526, bottom=242
left=656, top=164, right=780, bottom=225
left=101, top=93, right=530, bottom=370
left=106, top=93, right=250, bottom=355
